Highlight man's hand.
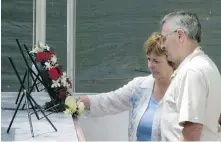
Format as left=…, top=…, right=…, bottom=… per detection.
left=181, top=122, right=203, bottom=141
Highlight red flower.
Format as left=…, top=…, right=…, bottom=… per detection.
left=67, top=79, right=72, bottom=88
left=49, top=50, right=55, bottom=55
left=58, top=88, right=67, bottom=100
left=48, top=68, right=59, bottom=80
left=57, top=67, right=63, bottom=76
left=36, top=52, right=51, bottom=62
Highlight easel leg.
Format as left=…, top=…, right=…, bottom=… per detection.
left=21, top=74, right=40, bottom=120
left=15, top=70, right=27, bottom=104
left=27, top=72, right=40, bottom=120
left=28, top=98, right=40, bottom=120
left=29, top=68, right=40, bottom=92
left=7, top=92, right=25, bottom=133
left=15, top=86, right=22, bottom=104
left=29, top=95, right=57, bottom=131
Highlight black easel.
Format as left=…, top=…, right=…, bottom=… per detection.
left=6, top=57, right=57, bottom=137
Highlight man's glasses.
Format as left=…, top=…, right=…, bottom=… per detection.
left=163, top=30, right=177, bottom=39
left=161, top=30, right=178, bottom=50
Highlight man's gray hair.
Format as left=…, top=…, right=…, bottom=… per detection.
left=160, top=11, right=201, bottom=43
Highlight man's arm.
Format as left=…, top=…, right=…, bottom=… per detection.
left=219, top=113, right=221, bottom=126
left=180, top=122, right=203, bottom=141
left=219, top=114, right=221, bottom=134
left=178, top=70, right=208, bottom=141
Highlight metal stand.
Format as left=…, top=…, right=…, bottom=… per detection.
left=6, top=57, right=57, bottom=137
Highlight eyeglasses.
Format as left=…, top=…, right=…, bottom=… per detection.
left=161, top=46, right=167, bottom=52
left=161, top=30, right=178, bottom=50
left=163, top=30, right=177, bottom=39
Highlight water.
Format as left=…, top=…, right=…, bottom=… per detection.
left=2, top=0, right=221, bottom=92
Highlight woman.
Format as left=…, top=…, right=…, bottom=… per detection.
left=79, top=32, right=175, bottom=141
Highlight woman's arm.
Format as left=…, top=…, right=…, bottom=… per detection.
left=80, top=77, right=146, bottom=117
left=79, top=96, right=90, bottom=110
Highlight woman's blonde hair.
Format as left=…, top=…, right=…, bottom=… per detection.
left=144, top=32, right=175, bottom=68
left=143, top=32, right=165, bottom=56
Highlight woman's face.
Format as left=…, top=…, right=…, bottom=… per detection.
left=147, top=52, right=173, bottom=80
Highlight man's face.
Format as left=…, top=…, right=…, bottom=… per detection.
left=161, top=23, right=180, bottom=62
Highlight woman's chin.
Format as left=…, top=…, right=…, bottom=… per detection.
left=152, top=73, right=159, bottom=79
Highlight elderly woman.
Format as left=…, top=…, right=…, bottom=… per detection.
left=79, top=32, right=175, bottom=141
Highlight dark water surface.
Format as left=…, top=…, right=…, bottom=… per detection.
left=2, top=0, right=221, bottom=92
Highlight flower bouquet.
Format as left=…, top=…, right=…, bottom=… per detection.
left=30, top=42, right=85, bottom=118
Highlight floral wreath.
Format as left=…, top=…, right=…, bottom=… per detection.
left=30, top=42, right=85, bottom=118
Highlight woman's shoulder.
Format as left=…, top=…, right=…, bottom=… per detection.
left=133, top=74, right=155, bottom=88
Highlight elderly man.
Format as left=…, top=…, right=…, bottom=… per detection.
left=160, top=11, right=221, bottom=141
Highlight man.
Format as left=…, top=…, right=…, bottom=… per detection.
left=219, top=114, right=221, bottom=134
left=219, top=114, right=221, bottom=126
left=160, top=11, right=221, bottom=141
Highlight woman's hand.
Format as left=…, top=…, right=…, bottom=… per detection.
left=79, top=96, right=91, bottom=110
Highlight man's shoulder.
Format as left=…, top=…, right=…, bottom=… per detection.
left=186, top=53, right=220, bottom=75
left=177, top=53, right=221, bottom=89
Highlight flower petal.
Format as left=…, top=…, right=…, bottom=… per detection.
left=65, top=96, right=77, bottom=113
left=63, top=109, right=72, bottom=114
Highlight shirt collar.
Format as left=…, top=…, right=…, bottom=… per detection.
left=170, top=46, right=204, bottom=79
left=140, top=75, right=155, bottom=89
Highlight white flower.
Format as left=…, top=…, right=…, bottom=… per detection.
left=62, top=72, right=67, bottom=77
left=61, top=75, right=68, bottom=87
left=59, top=72, right=68, bottom=87
left=51, top=55, right=57, bottom=65
left=29, top=46, right=43, bottom=53
left=51, top=79, right=61, bottom=88
left=46, top=45, right=50, bottom=51
left=39, top=43, right=50, bottom=51
left=63, top=96, right=77, bottom=114
left=44, top=62, right=51, bottom=70
left=54, top=63, right=59, bottom=67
